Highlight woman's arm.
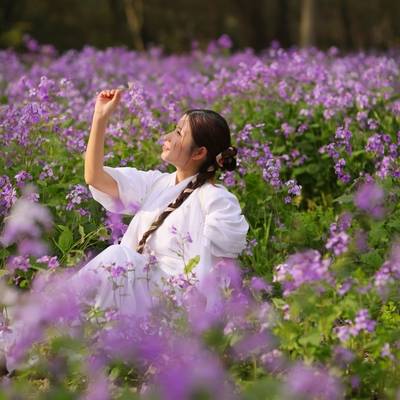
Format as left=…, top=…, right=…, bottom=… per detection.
left=84, top=89, right=122, bottom=198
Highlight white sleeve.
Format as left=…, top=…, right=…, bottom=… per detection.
left=203, top=188, right=249, bottom=257
left=88, top=166, right=164, bottom=215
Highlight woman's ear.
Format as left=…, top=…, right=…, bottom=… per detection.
left=192, top=146, right=208, bottom=161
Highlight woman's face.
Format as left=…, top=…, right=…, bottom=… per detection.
left=161, top=114, right=198, bottom=169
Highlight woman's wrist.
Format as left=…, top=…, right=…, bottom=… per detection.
left=93, top=111, right=110, bottom=123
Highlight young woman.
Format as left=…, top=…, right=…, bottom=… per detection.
left=79, top=88, right=249, bottom=316
left=0, top=89, right=249, bottom=373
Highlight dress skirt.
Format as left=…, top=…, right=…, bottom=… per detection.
left=1, top=244, right=170, bottom=373
left=71, top=243, right=170, bottom=317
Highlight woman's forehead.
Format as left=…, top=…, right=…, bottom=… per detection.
left=177, top=114, right=189, bottom=129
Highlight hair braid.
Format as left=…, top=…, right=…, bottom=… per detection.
left=136, top=170, right=214, bottom=254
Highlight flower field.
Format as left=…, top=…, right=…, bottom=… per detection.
left=0, top=35, right=399, bottom=399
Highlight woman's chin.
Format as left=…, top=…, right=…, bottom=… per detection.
left=161, top=153, right=171, bottom=164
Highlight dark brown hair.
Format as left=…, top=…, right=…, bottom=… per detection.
left=136, top=109, right=237, bottom=254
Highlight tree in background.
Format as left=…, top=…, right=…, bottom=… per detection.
left=122, top=0, right=144, bottom=50
left=0, top=0, right=399, bottom=52
left=299, top=0, right=315, bottom=47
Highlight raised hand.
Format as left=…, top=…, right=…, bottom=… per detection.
left=94, top=88, right=123, bottom=120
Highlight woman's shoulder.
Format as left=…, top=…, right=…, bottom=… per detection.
left=200, top=181, right=235, bottom=195
left=105, top=165, right=169, bottom=179
left=198, top=181, right=241, bottom=206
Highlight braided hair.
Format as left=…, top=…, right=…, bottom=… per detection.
left=136, top=109, right=237, bottom=254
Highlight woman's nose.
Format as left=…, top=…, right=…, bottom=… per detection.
left=161, top=131, right=173, bottom=141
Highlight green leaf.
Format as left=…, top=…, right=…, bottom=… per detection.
left=298, top=331, right=321, bottom=346
left=58, top=227, right=73, bottom=252
left=360, top=250, right=383, bottom=270
left=184, top=255, right=200, bottom=275
left=109, top=366, right=121, bottom=381
left=78, top=224, right=85, bottom=238
left=332, top=193, right=354, bottom=204
left=0, top=269, right=10, bottom=279
left=19, top=279, right=29, bottom=288
left=272, top=298, right=287, bottom=309
left=369, top=223, right=387, bottom=246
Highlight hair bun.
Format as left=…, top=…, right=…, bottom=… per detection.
left=221, top=146, right=237, bottom=171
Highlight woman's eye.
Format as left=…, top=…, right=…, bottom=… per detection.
left=176, top=130, right=182, bottom=136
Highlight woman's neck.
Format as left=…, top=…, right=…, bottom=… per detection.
left=175, top=168, right=198, bottom=185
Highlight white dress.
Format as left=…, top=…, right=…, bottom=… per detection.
left=0, top=167, right=249, bottom=372
left=75, top=166, right=250, bottom=316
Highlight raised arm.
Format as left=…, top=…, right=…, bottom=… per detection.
left=84, top=89, right=123, bottom=198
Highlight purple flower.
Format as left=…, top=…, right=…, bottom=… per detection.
left=0, top=184, right=53, bottom=257
left=66, top=184, right=91, bottom=213
left=243, top=238, right=257, bottom=256
left=284, top=363, right=343, bottom=400
left=0, top=175, right=17, bottom=217
left=326, top=230, right=350, bottom=256
left=22, top=34, right=40, bottom=52
left=249, top=276, right=272, bottom=293
left=222, top=171, right=236, bottom=187
left=110, top=265, right=126, bottom=278
left=6, top=255, right=31, bottom=272
left=333, top=346, right=355, bottom=367
left=337, top=278, right=353, bottom=296
left=337, top=211, right=352, bottom=231
left=335, top=123, right=352, bottom=154
left=233, top=331, right=273, bottom=360
left=103, top=211, right=128, bottom=244
left=354, top=181, right=385, bottom=219
left=260, top=349, right=286, bottom=373
left=366, top=133, right=385, bottom=157
left=335, top=308, right=376, bottom=342
left=273, top=250, right=333, bottom=296
left=152, top=337, right=235, bottom=400
left=334, top=158, right=351, bottom=183
left=183, top=232, right=193, bottom=244
left=14, top=170, right=32, bottom=188
left=374, top=241, right=400, bottom=298
left=367, top=118, right=378, bottom=130
left=380, top=343, right=395, bottom=360
left=353, top=309, right=376, bottom=333
left=354, top=229, right=369, bottom=253
left=37, top=255, right=60, bottom=269
left=39, top=164, right=56, bottom=181
left=281, top=122, right=295, bottom=138
left=262, top=158, right=281, bottom=188
left=216, top=34, right=233, bottom=49
left=284, top=196, right=292, bottom=204
left=284, top=179, right=302, bottom=204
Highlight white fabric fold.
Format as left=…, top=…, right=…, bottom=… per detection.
left=88, top=166, right=164, bottom=215
left=202, top=186, right=249, bottom=258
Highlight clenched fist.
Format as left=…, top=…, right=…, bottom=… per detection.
left=94, top=88, right=123, bottom=120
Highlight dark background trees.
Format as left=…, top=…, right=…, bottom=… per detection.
left=1, top=0, right=399, bottom=53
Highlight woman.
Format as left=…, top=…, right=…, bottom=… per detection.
left=79, top=88, right=249, bottom=316
left=0, top=89, right=249, bottom=373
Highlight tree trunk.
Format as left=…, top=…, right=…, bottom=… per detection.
left=299, top=0, right=315, bottom=47
left=340, top=0, right=353, bottom=49
left=122, top=0, right=144, bottom=51
left=276, top=0, right=290, bottom=47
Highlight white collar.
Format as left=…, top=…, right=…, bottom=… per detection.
left=170, top=171, right=198, bottom=187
